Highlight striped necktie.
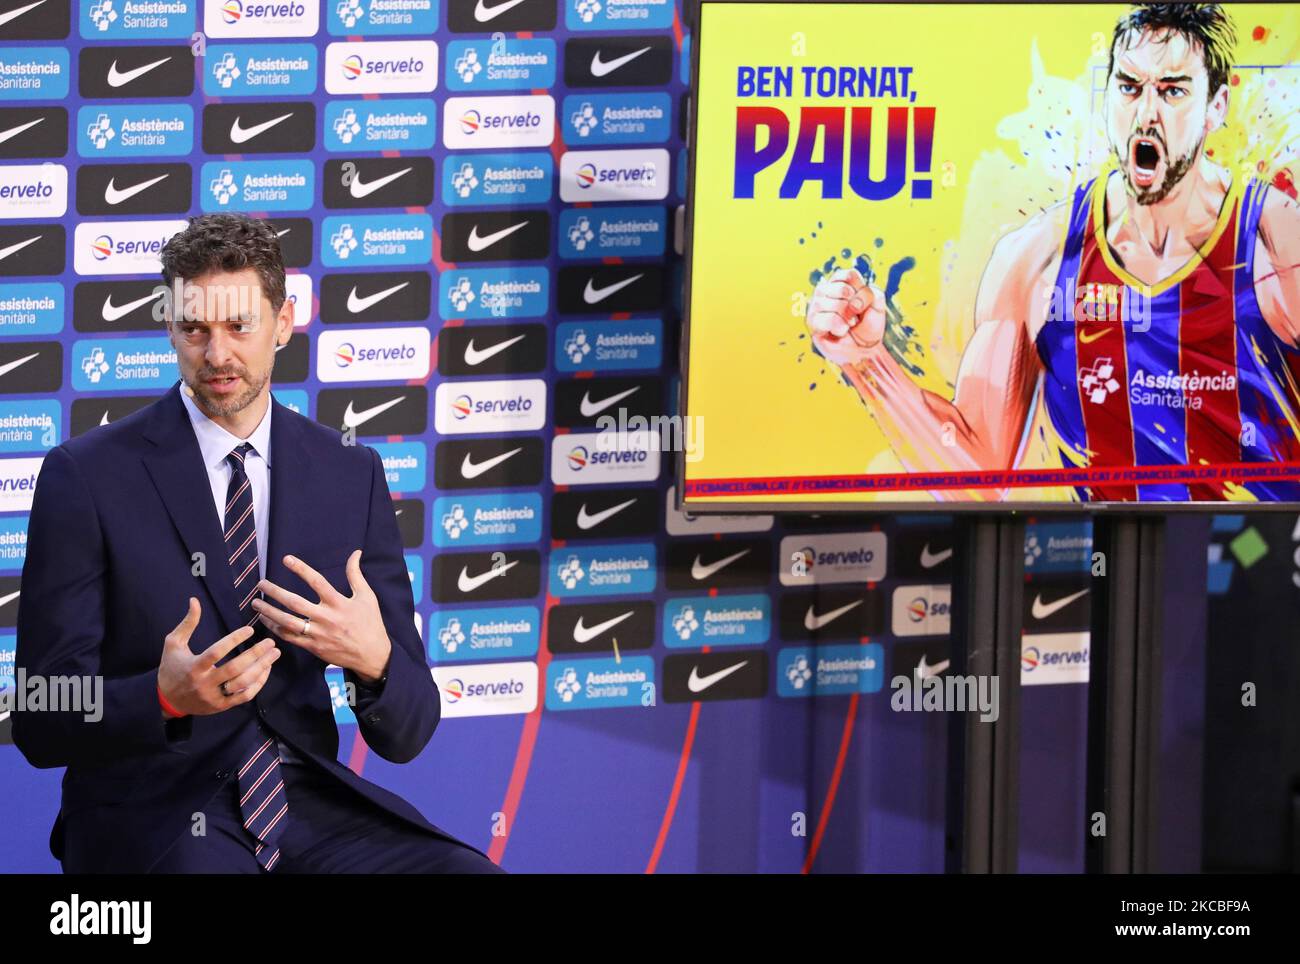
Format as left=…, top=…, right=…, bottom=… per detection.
left=224, top=442, right=288, bottom=871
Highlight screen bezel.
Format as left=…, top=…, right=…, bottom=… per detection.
left=676, top=0, right=1300, bottom=514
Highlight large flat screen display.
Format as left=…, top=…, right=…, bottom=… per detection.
left=682, top=1, right=1300, bottom=509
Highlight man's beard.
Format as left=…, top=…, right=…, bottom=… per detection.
left=1119, top=135, right=1201, bottom=206
left=186, top=363, right=272, bottom=418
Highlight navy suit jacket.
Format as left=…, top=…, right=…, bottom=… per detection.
left=14, top=382, right=455, bottom=872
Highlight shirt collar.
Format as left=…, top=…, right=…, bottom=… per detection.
left=179, top=381, right=273, bottom=471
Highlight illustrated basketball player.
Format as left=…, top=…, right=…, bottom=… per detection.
left=806, top=3, right=1300, bottom=501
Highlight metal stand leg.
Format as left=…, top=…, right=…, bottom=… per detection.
left=1085, top=515, right=1165, bottom=873
left=946, top=515, right=1024, bottom=873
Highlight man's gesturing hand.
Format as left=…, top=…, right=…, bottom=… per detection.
left=158, top=597, right=281, bottom=716
left=251, top=550, right=393, bottom=685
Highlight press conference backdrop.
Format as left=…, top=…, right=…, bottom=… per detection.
left=0, top=0, right=1224, bottom=872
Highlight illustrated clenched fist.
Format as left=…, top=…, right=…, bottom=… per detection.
left=805, top=267, right=888, bottom=366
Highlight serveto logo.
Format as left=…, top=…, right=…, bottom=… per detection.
left=442, top=94, right=554, bottom=149
left=562, top=92, right=670, bottom=146
left=778, top=532, right=887, bottom=586
left=558, top=205, right=665, bottom=259
left=567, top=0, right=671, bottom=30
left=442, top=151, right=552, bottom=206
left=204, top=43, right=317, bottom=96
left=0, top=456, right=41, bottom=512
left=434, top=377, right=546, bottom=434
left=77, top=105, right=192, bottom=158
left=890, top=584, right=951, bottom=637
left=1021, top=633, right=1089, bottom=686
left=205, top=0, right=320, bottom=37
left=0, top=46, right=70, bottom=101
left=327, top=0, right=437, bottom=35
left=560, top=148, right=668, bottom=202
left=73, top=219, right=186, bottom=276
left=324, top=98, right=436, bottom=151
left=325, top=40, right=437, bottom=94
left=433, top=660, right=537, bottom=718
left=0, top=164, right=66, bottom=219
left=317, top=326, right=430, bottom=382
left=446, top=37, right=555, bottom=91
left=550, top=429, right=659, bottom=485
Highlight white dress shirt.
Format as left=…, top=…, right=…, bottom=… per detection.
left=179, top=383, right=303, bottom=766
left=180, top=383, right=271, bottom=581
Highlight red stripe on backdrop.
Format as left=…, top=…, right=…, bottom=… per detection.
left=802, top=693, right=858, bottom=873
left=646, top=701, right=700, bottom=873
left=1182, top=201, right=1242, bottom=499
left=1074, top=229, right=1137, bottom=499
left=488, top=594, right=558, bottom=866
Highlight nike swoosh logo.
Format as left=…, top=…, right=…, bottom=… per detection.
left=572, top=610, right=633, bottom=643
left=473, top=0, right=526, bottom=21
left=347, top=281, right=408, bottom=313
left=1031, top=588, right=1089, bottom=620
left=579, top=386, right=639, bottom=417
left=457, top=560, right=518, bottom=592
left=104, top=173, right=169, bottom=206
left=915, top=655, right=950, bottom=679
left=106, top=56, right=171, bottom=88
left=0, top=352, right=38, bottom=378
left=920, top=543, right=953, bottom=568
left=0, top=0, right=45, bottom=28
left=687, top=660, right=749, bottom=693
left=590, top=46, right=651, bottom=78
left=341, top=396, right=404, bottom=428
left=460, top=446, right=521, bottom=479
left=466, top=220, right=529, bottom=253
left=0, top=589, right=18, bottom=608
left=102, top=290, right=161, bottom=321
left=576, top=497, right=635, bottom=530
left=464, top=333, right=525, bottom=366
left=583, top=274, right=643, bottom=305
left=803, top=599, right=863, bottom=631
left=99, top=410, right=111, bottom=426
left=690, top=548, right=749, bottom=581
left=349, top=166, right=411, bottom=200
left=229, top=112, right=293, bottom=145
left=0, top=235, right=40, bottom=261
left=0, top=116, right=44, bottom=145
left=1079, top=328, right=1108, bottom=344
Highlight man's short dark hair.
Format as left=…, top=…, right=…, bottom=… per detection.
left=1109, top=3, right=1236, bottom=100
left=160, top=213, right=287, bottom=316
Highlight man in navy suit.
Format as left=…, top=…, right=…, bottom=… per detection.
left=14, top=213, right=502, bottom=873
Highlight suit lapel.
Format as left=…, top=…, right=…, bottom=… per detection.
left=141, top=384, right=248, bottom=637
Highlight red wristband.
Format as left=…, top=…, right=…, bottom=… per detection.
left=158, top=685, right=187, bottom=719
